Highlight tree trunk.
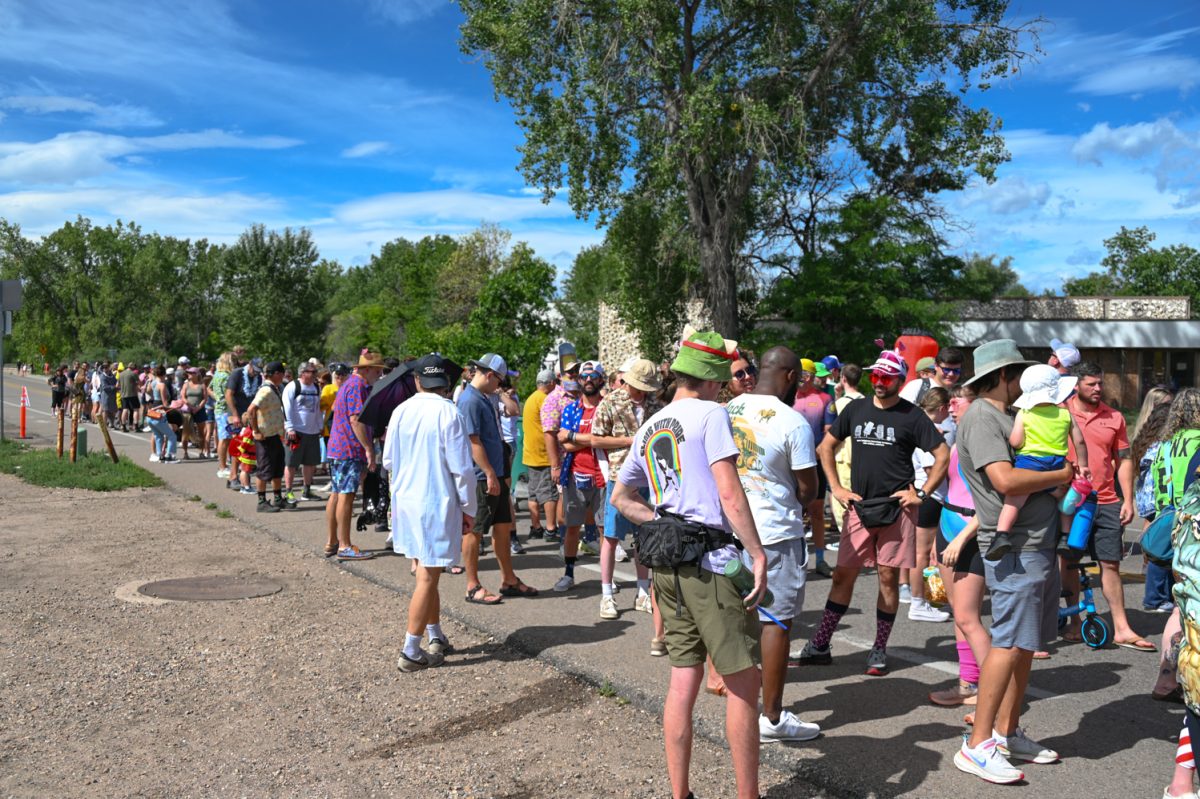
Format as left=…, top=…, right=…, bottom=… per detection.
left=699, top=233, right=739, bottom=338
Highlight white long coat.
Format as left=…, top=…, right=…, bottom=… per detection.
left=382, top=392, right=478, bottom=567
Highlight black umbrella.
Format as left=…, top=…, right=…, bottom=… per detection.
left=358, top=361, right=417, bottom=434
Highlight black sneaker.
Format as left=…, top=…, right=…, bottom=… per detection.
left=301, top=487, right=317, bottom=501
left=258, top=498, right=280, bottom=513
left=528, top=526, right=545, bottom=540
left=984, top=537, right=1011, bottom=561
left=273, top=495, right=297, bottom=510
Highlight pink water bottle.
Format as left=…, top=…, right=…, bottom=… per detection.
left=1060, top=477, right=1093, bottom=515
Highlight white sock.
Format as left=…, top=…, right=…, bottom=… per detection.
left=403, top=633, right=423, bottom=659
left=637, top=579, right=651, bottom=597
left=602, top=583, right=614, bottom=597
left=992, top=729, right=1008, bottom=745
left=426, top=623, right=444, bottom=641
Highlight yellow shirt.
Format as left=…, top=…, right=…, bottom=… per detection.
left=1019, top=405, right=1072, bottom=457
left=320, top=383, right=338, bottom=436
left=522, top=389, right=551, bottom=467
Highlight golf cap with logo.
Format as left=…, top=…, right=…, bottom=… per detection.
left=1049, top=338, right=1081, bottom=369
left=470, top=353, right=509, bottom=376
left=414, top=353, right=462, bottom=389
left=1013, top=364, right=1078, bottom=410
left=623, top=359, right=662, bottom=392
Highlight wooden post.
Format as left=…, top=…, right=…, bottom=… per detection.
left=96, top=412, right=119, bottom=464
left=69, top=396, right=80, bottom=463
left=56, top=406, right=65, bottom=458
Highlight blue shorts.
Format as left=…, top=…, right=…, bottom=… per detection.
left=216, top=413, right=233, bottom=441
left=1013, top=454, right=1065, bottom=471
left=329, top=458, right=365, bottom=495
left=603, top=481, right=647, bottom=540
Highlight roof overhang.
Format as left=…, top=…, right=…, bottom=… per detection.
left=949, top=320, right=1200, bottom=349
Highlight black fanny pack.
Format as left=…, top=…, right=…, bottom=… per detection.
left=852, top=496, right=902, bottom=529
left=634, top=511, right=736, bottom=617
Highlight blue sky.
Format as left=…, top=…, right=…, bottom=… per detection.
left=0, top=0, right=1196, bottom=293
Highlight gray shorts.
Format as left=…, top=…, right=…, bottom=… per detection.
left=752, top=538, right=807, bottom=622
left=284, top=432, right=322, bottom=468
left=1062, top=501, right=1124, bottom=563
left=563, top=480, right=603, bottom=526
left=526, top=466, right=557, bottom=504
left=983, top=548, right=1061, bottom=652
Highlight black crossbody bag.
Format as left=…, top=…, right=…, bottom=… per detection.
left=634, top=511, right=736, bottom=617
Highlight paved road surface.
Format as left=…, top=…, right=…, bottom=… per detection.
left=2, top=370, right=1181, bottom=798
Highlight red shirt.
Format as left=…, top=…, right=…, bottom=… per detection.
left=571, top=405, right=605, bottom=484
left=1067, top=397, right=1130, bottom=505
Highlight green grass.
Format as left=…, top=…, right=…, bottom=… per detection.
left=187, top=494, right=202, bottom=502
left=0, top=438, right=164, bottom=492
left=204, top=502, right=218, bottom=510
left=597, top=680, right=617, bottom=698
left=215, top=509, right=233, bottom=519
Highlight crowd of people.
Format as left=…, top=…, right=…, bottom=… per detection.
left=41, top=330, right=1193, bottom=798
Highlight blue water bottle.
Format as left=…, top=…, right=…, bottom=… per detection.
left=1066, top=492, right=1097, bottom=551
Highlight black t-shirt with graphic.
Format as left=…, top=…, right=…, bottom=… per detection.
left=829, top=396, right=944, bottom=499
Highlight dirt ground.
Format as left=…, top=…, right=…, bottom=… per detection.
left=0, top=474, right=802, bottom=799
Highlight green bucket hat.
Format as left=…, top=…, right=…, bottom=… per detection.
left=962, top=339, right=1036, bottom=387
left=671, top=329, right=738, bottom=382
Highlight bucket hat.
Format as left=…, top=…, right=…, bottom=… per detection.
left=963, top=339, right=1036, bottom=387
left=671, top=329, right=737, bottom=382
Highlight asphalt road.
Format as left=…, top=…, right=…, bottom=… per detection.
left=1, top=369, right=1181, bottom=798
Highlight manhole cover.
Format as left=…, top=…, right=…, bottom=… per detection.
left=137, top=575, right=283, bottom=601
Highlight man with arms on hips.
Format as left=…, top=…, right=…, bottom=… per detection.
left=522, top=369, right=558, bottom=540
left=282, top=361, right=324, bottom=502
left=541, top=353, right=583, bottom=543
left=553, top=361, right=608, bottom=592
left=458, top=353, right=538, bottom=604
left=1060, top=361, right=1154, bottom=652
left=953, top=339, right=1069, bottom=783
left=384, top=354, right=476, bottom=672
left=586, top=358, right=663, bottom=619
left=612, top=330, right=769, bottom=799
left=796, top=346, right=949, bottom=676
left=726, top=346, right=822, bottom=744
left=325, top=351, right=384, bottom=561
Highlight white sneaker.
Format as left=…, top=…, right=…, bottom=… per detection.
left=898, top=584, right=912, bottom=604
left=759, top=710, right=820, bottom=743
left=552, top=575, right=575, bottom=592
left=216, top=468, right=230, bottom=479
left=148, top=454, right=160, bottom=463
left=996, top=727, right=1058, bottom=764
left=615, top=543, right=630, bottom=561
left=826, top=541, right=840, bottom=552
left=599, top=595, right=619, bottom=619
left=954, top=738, right=1024, bottom=784
left=1164, top=788, right=1200, bottom=799
left=908, top=598, right=951, bottom=622
left=634, top=594, right=653, bottom=614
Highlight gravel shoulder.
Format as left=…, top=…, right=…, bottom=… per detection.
left=0, top=474, right=808, bottom=799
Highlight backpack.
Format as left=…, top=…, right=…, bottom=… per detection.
left=1135, top=441, right=1162, bottom=520
left=914, top=377, right=932, bottom=404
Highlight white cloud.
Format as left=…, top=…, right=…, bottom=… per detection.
left=1035, top=22, right=1200, bottom=97
left=1076, top=102, right=1090, bottom=113
left=961, top=175, right=1052, bottom=215
left=0, top=95, right=162, bottom=128
left=1072, top=118, right=1200, bottom=206
left=0, top=129, right=301, bottom=184
left=362, top=0, right=446, bottom=26
left=341, top=141, right=391, bottom=159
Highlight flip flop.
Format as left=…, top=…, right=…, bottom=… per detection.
left=465, top=585, right=503, bottom=605
left=447, top=565, right=465, bottom=576
left=705, top=685, right=727, bottom=697
left=1115, top=638, right=1157, bottom=652
left=499, top=582, right=539, bottom=598
left=1032, top=650, right=1051, bottom=660
left=323, top=544, right=337, bottom=558
left=1061, top=631, right=1083, bottom=643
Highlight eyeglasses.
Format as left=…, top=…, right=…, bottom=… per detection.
left=733, top=366, right=757, bottom=380
left=581, top=372, right=603, bottom=382
left=870, top=372, right=900, bottom=385
left=938, top=365, right=962, bottom=375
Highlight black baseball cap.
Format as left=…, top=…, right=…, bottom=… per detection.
left=414, top=353, right=463, bottom=389
left=264, top=361, right=285, bottom=375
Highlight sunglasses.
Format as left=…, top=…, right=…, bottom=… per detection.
left=870, top=372, right=900, bottom=385
left=580, top=372, right=603, bottom=382
left=938, top=365, right=962, bottom=375
left=733, top=366, right=757, bottom=380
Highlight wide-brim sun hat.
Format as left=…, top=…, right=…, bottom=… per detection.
left=671, top=328, right=738, bottom=382
left=1013, top=364, right=1078, bottom=410
left=357, top=351, right=385, bottom=368
left=963, top=339, right=1037, bottom=387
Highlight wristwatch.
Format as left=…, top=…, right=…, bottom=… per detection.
left=916, top=489, right=928, bottom=500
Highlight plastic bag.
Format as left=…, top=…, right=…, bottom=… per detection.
left=923, top=567, right=947, bottom=606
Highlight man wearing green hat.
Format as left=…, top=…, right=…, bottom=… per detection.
left=612, top=330, right=768, bottom=799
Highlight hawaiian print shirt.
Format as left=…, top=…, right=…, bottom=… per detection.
left=592, top=386, right=662, bottom=482
left=250, top=382, right=286, bottom=439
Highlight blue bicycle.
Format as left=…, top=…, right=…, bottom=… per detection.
left=1058, top=561, right=1111, bottom=649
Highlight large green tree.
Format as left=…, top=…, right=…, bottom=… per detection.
left=459, top=0, right=1036, bottom=337
left=1063, top=226, right=1200, bottom=315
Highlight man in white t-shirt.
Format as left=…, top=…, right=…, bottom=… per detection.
left=726, top=346, right=821, bottom=744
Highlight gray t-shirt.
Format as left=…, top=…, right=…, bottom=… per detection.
left=957, top=400, right=1059, bottom=551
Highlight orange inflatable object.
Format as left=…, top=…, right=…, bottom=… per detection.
left=895, top=330, right=939, bottom=389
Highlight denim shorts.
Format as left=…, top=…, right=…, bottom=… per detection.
left=983, top=548, right=1061, bottom=651
left=603, top=481, right=646, bottom=540
left=216, top=413, right=233, bottom=441
left=329, top=458, right=365, bottom=495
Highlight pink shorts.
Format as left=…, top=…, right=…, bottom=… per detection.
left=837, top=504, right=917, bottom=569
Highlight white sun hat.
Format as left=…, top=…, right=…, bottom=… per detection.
left=1013, top=363, right=1078, bottom=410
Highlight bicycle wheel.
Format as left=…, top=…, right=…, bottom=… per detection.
left=1081, top=616, right=1110, bottom=649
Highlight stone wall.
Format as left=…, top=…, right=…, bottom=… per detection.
left=957, top=296, right=1190, bottom=321
left=597, top=300, right=712, bottom=368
